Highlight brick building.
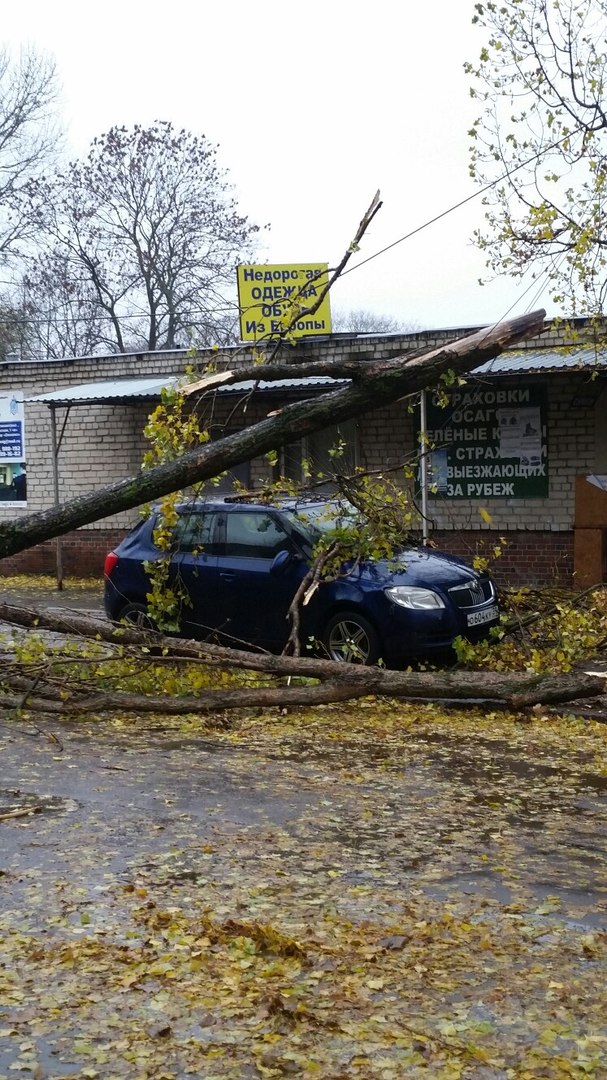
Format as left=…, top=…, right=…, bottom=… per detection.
left=1, top=318, right=606, bottom=586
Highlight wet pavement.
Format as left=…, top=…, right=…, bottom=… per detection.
left=0, top=578, right=103, bottom=615
left=1, top=700, right=607, bottom=1075
left=0, top=581, right=605, bottom=930
left=1, top=717, right=606, bottom=927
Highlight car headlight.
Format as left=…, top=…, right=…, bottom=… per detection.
left=385, top=586, right=445, bottom=610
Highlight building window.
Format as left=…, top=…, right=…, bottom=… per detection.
left=281, top=420, right=359, bottom=488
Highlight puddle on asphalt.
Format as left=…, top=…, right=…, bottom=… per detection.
left=0, top=788, right=78, bottom=817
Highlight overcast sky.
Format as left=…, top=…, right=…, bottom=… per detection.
left=2, top=0, right=553, bottom=332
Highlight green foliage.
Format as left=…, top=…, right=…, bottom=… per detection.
left=454, top=586, right=607, bottom=672
left=288, top=474, right=422, bottom=594
left=468, top=0, right=607, bottom=316
left=143, top=383, right=210, bottom=470
left=337, top=473, right=420, bottom=557
left=471, top=519, right=508, bottom=574
left=142, top=386, right=214, bottom=631
left=433, top=370, right=467, bottom=409
left=4, top=625, right=265, bottom=701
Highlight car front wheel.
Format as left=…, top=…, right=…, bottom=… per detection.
left=321, top=611, right=380, bottom=665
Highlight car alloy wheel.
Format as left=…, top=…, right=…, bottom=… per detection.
left=322, top=612, right=380, bottom=665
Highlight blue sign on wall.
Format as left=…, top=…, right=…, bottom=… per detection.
left=0, top=420, right=24, bottom=460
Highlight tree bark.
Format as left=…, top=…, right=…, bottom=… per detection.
left=0, top=310, right=545, bottom=560
left=2, top=603, right=604, bottom=714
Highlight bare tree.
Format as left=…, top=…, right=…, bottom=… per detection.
left=0, top=47, right=60, bottom=264
left=0, top=293, right=31, bottom=358
left=331, top=307, right=417, bottom=334
left=24, top=122, right=261, bottom=355
left=21, top=252, right=116, bottom=359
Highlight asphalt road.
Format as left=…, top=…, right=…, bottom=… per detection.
left=1, top=692, right=607, bottom=1075
left=0, top=579, right=103, bottom=614
left=1, top=714, right=606, bottom=926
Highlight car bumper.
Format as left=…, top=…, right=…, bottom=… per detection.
left=376, top=602, right=499, bottom=663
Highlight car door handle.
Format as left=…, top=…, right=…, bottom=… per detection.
left=220, top=571, right=236, bottom=581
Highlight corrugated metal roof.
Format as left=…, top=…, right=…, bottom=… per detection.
left=26, top=374, right=345, bottom=407
left=475, top=346, right=607, bottom=376
left=25, top=347, right=607, bottom=408
left=217, top=376, right=347, bottom=394
left=27, top=376, right=180, bottom=405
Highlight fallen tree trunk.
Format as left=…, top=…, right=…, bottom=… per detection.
left=1, top=603, right=605, bottom=714
left=0, top=679, right=376, bottom=717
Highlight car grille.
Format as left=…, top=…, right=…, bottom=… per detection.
left=448, top=578, right=494, bottom=609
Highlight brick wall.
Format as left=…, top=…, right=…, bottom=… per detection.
left=0, top=529, right=126, bottom=577
left=0, top=517, right=576, bottom=587
left=428, top=529, right=574, bottom=588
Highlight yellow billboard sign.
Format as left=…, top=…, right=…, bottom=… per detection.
left=237, top=263, right=332, bottom=342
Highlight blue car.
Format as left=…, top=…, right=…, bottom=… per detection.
left=103, top=497, right=499, bottom=665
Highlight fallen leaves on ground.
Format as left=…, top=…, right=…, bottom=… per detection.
left=0, top=702, right=606, bottom=1078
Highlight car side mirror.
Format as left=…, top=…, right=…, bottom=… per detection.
left=270, top=549, right=296, bottom=576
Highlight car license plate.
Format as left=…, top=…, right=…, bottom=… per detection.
left=467, top=604, right=498, bottom=627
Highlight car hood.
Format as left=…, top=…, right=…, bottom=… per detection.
left=354, top=546, right=487, bottom=590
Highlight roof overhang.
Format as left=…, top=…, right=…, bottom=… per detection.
left=476, top=346, right=607, bottom=377
left=26, top=376, right=180, bottom=407
left=25, top=345, right=607, bottom=409
left=26, top=375, right=348, bottom=407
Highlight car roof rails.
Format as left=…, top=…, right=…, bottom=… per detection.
left=223, top=489, right=340, bottom=506
left=223, top=491, right=271, bottom=503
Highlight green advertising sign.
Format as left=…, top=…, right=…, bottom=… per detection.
left=425, top=383, right=548, bottom=499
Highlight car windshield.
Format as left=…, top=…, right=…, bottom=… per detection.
left=282, top=500, right=362, bottom=542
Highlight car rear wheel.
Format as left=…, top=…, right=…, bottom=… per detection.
left=321, top=612, right=380, bottom=665
left=119, top=602, right=156, bottom=631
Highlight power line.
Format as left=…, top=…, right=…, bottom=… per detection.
left=341, top=126, right=585, bottom=277
left=0, top=124, right=587, bottom=335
